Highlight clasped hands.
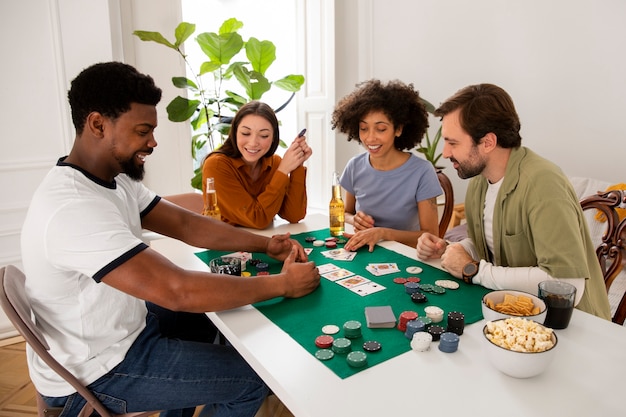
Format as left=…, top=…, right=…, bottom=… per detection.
left=416, top=232, right=474, bottom=279
left=343, top=211, right=381, bottom=252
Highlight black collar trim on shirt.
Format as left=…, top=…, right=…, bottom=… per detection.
left=57, top=156, right=117, bottom=189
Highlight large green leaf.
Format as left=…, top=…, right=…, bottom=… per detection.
left=166, top=96, right=200, bottom=122
left=133, top=30, right=176, bottom=49
left=174, top=22, right=196, bottom=47
left=197, top=32, right=243, bottom=65
left=172, top=76, right=198, bottom=91
left=219, top=18, right=244, bottom=35
left=199, top=61, right=221, bottom=76
left=245, top=37, right=276, bottom=75
left=233, top=67, right=270, bottom=100
left=273, top=75, right=305, bottom=92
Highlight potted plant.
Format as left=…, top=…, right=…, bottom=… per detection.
left=134, top=18, right=305, bottom=190
left=415, top=97, right=443, bottom=167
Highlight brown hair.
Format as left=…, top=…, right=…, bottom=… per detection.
left=435, top=83, right=521, bottom=148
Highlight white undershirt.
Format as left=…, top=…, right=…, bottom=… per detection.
left=483, top=178, right=502, bottom=257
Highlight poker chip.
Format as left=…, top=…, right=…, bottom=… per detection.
left=405, top=319, right=425, bottom=339
left=256, top=271, right=270, bottom=275
left=419, top=284, right=434, bottom=293
left=406, top=266, right=423, bottom=274
left=322, top=324, right=340, bottom=335
left=241, top=271, right=252, bottom=277
left=304, top=236, right=317, bottom=243
left=439, top=332, right=460, bottom=353
left=255, top=262, right=269, bottom=272
left=428, top=325, right=445, bottom=341
left=362, top=340, right=382, bottom=352
left=404, top=281, right=420, bottom=294
left=393, top=277, right=408, bottom=284
left=331, top=337, right=352, bottom=354
left=325, top=237, right=338, bottom=242
left=410, top=331, right=433, bottom=352
left=430, top=285, right=446, bottom=294
left=249, top=259, right=261, bottom=266
left=416, top=316, right=432, bottom=328
left=346, top=351, right=368, bottom=368
left=446, top=311, right=465, bottom=335
left=336, top=238, right=347, bottom=244
left=398, top=311, right=419, bottom=331
left=343, top=320, right=362, bottom=339
left=406, top=276, right=421, bottom=283
left=411, top=292, right=428, bottom=303
left=313, top=240, right=325, bottom=247
left=424, top=306, right=444, bottom=323
left=315, top=349, right=335, bottom=361
left=435, top=279, right=460, bottom=290
left=325, top=241, right=337, bottom=249
left=315, top=335, right=334, bottom=349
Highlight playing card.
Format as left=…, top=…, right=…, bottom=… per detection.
left=317, top=263, right=340, bottom=274
left=335, top=275, right=370, bottom=288
left=350, top=281, right=387, bottom=296
left=222, top=252, right=252, bottom=271
left=321, top=248, right=356, bottom=261
left=322, top=268, right=355, bottom=282
left=304, top=248, right=313, bottom=255
left=366, top=263, right=400, bottom=276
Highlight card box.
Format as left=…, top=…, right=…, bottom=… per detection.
left=364, top=305, right=397, bottom=328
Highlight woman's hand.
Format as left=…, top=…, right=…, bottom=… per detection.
left=352, top=210, right=375, bottom=232
left=278, top=135, right=312, bottom=174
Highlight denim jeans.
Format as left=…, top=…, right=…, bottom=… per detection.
left=42, top=305, right=268, bottom=417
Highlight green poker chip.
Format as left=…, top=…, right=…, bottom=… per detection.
left=315, top=349, right=335, bottom=361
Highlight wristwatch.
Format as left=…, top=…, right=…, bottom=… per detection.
left=462, top=261, right=480, bottom=284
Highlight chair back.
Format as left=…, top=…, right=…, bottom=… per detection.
left=580, top=190, right=626, bottom=324
left=0, top=265, right=157, bottom=417
left=437, top=170, right=454, bottom=238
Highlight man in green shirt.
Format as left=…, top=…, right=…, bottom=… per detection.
left=416, top=83, right=611, bottom=319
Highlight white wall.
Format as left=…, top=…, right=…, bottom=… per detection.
left=335, top=0, right=626, bottom=203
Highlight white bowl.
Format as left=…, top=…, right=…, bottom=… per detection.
left=482, top=318, right=558, bottom=378
left=482, top=290, right=547, bottom=324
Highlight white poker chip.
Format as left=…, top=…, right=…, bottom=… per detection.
left=406, top=266, right=423, bottom=274
left=322, top=324, right=340, bottom=335
left=313, top=240, right=325, bottom=247
left=435, top=279, right=460, bottom=290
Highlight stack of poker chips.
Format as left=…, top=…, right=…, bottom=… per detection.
left=343, top=320, right=362, bottom=339
left=446, top=311, right=465, bottom=335
left=404, top=281, right=420, bottom=295
left=424, top=306, right=444, bottom=323
left=416, top=316, right=432, bottom=329
left=397, top=311, right=418, bottom=331
left=427, top=325, right=445, bottom=341
left=410, top=331, right=433, bottom=352
left=331, top=337, right=352, bottom=354
left=438, top=332, right=460, bottom=353
left=346, top=351, right=368, bottom=368
left=411, top=292, right=428, bottom=303
left=404, top=318, right=426, bottom=339
left=254, top=261, right=269, bottom=275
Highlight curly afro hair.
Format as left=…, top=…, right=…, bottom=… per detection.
left=331, top=79, right=429, bottom=150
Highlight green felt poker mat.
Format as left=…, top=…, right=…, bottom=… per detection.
left=195, top=228, right=490, bottom=379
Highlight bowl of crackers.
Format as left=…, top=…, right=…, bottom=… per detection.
left=482, top=290, right=547, bottom=324
left=482, top=317, right=558, bottom=378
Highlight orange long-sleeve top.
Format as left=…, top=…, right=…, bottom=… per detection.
left=202, top=153, right=307, bottom=229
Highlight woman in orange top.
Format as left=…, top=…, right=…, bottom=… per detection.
left=202, top=101, right=312, bottom=228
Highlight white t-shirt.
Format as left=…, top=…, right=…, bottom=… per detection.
left=20, top=158, right=159, bottom=396
left=340, top=153, right=442, bottom=230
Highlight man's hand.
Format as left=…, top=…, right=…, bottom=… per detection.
left=266, top=233, right=308, bottom=262
left=416, top=232, right=447, bottom=260
left=279, top=247, right=321, bottom=298
left=440, top=243, right=473, bottom=279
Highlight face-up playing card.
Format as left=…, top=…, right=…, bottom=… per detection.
left=366, top=263, right=400, bottom=276
left=335, top=275, right=370, bottom=288
left=322, top=268, right=355, bottom=282
left=304, top=248, right=313, bottom=255
left=321, top=248, right=357, bottom=261
left=350, top=281, right=386, bottom=296
left=317, top=263, right=340, bottom=275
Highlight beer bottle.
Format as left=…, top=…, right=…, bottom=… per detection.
left=329, top=171, right=345, bottom=236
left=203, top=177, right=221, bottom=220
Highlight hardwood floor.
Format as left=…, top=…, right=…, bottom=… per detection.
left=0, top=337, right=294, bottom=417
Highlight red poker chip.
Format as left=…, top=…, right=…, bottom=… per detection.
left=315, top=335, right=334, bottom=349
left=325, top=237, right=338, bottom=242
left=256, top=271, right=270, bottom=275
left=406, top=276, right=421, bottom=283
left=393, top=277, right=408, bottom=284
left=325, top=242, right=337, bottom=249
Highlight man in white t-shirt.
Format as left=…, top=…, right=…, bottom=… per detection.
left=20, top=62, right=321, bottom=417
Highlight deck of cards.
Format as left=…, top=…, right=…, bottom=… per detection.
left=318, top=263, right=386, bottom=297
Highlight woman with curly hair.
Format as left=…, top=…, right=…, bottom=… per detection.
left=202, top=101, right=311, bottom=228
left=332, top=79, right=442, bottom=251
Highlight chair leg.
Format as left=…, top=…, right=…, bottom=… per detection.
left=36, top=393, right=63, bottom=417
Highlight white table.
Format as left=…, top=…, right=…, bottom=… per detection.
left=151, top=213, right=626, bottom=416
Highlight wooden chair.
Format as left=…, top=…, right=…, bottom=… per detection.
left=0, top=265, right=159, bottom=417
left=437, top=170, right=454, bottom=238
left=580, top=189, right=626, bottom=324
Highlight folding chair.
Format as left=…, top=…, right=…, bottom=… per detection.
left=0, top=265, right=159, bottom=417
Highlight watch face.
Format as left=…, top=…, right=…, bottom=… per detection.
left=463, top=262, right=478, bottom=277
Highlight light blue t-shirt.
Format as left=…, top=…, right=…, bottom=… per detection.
left=339, top=153, right=442, bottom=231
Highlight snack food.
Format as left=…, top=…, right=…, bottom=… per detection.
left=486, top=293, right=540, bottom=316
left=485, top=317, right=555, bottom=353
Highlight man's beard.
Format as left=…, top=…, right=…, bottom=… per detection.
left=119, top=157, right=145, bottom=181
left=452, top=146, right=486, bottom=179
